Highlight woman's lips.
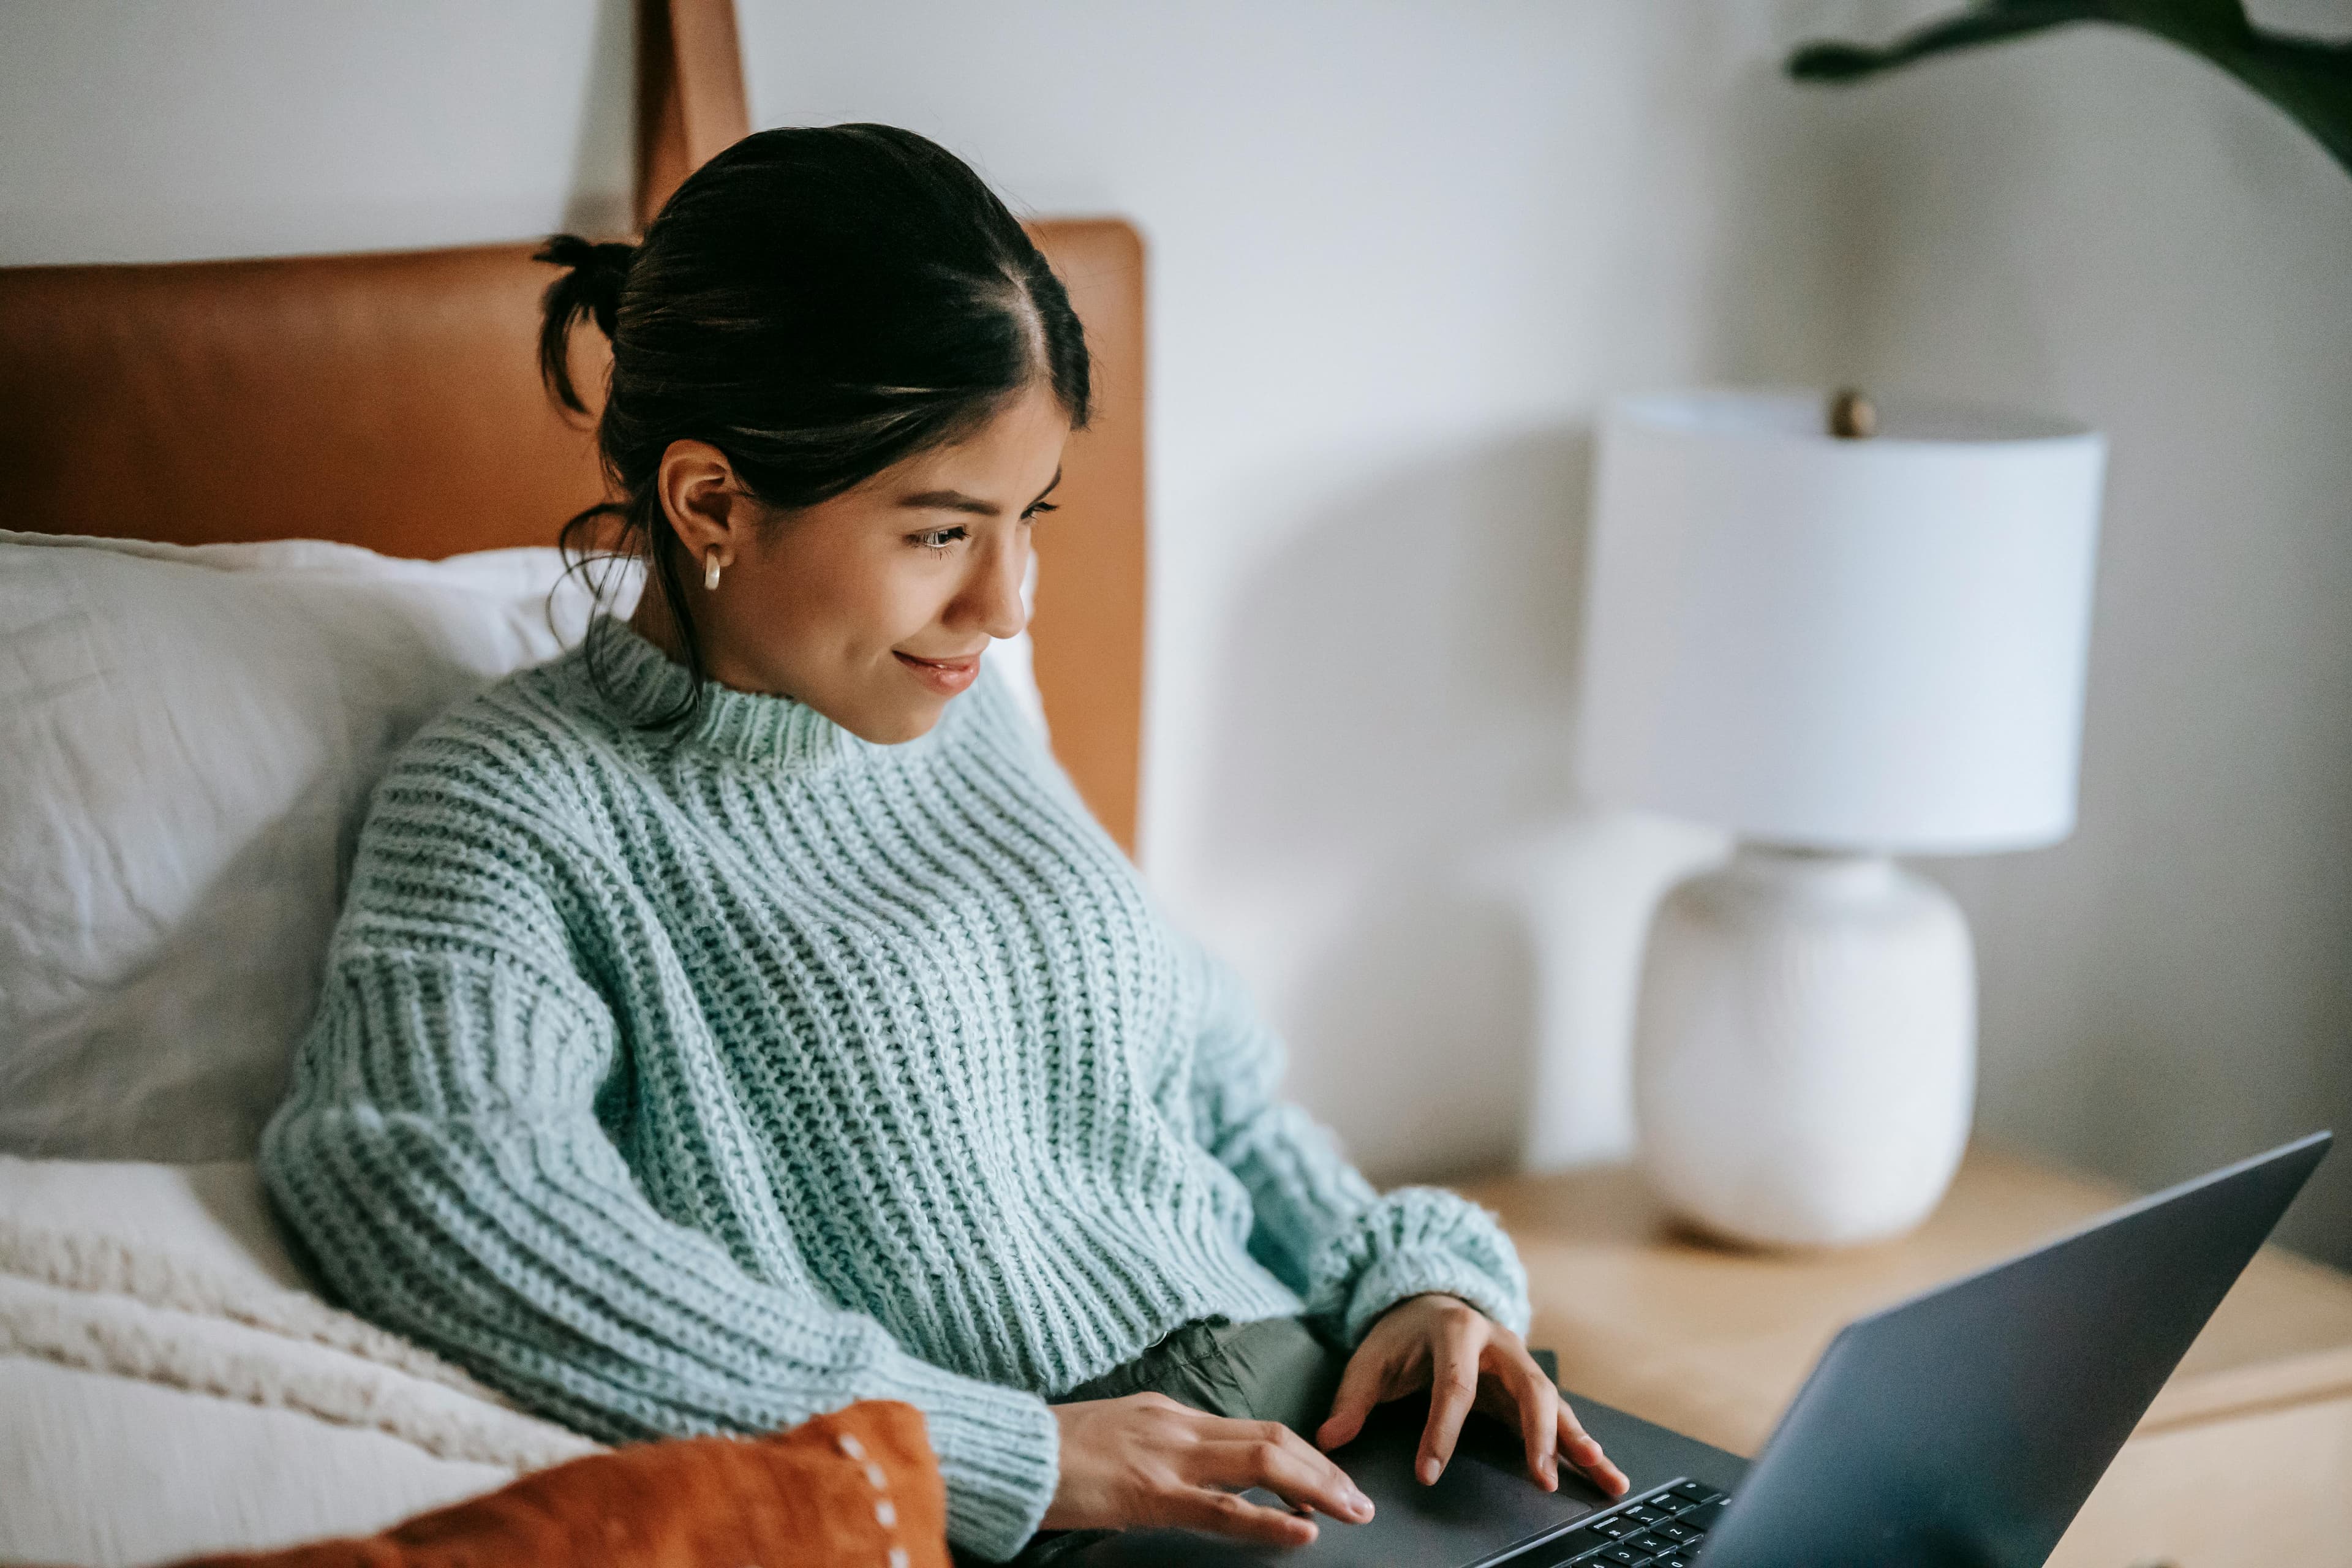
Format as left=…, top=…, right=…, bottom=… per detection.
left=894, top=649, right=981, bottom=695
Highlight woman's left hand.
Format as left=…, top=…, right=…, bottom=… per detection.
left=1314, top=1293, right=1630, bottom=1498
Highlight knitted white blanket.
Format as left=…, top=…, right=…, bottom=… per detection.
left=0, top=1156, right=598, bottom=1472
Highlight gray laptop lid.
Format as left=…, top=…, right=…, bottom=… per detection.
left=1700, top=1131, right=2331, bottom=1568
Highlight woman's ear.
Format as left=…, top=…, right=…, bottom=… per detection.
left=654, top=439, right=756, bottom=569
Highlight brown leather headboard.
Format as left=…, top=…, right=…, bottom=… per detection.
left=0, top=0, right=1146, bottom=852
left=0, top=244, right=610, bottom=558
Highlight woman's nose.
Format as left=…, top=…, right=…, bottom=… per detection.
left=957, top=538, right=1029, bottom=641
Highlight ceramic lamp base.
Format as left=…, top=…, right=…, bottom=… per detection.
left=1632, top=844, right=1975, bottom=1248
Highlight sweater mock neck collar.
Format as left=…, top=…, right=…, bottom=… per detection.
left=577, top=616, right=922, bottom=775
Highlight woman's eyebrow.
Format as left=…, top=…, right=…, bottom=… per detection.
left=896, top=469, right=1063, bottom=517
left=897, top=489, right=997, bottom=516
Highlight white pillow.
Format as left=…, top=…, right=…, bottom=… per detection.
left=0, top=1156, right=596, bottom=1565
left=0, top=533, right=619, bottom=1161
left=0, top=530, right=1049, bottom=1163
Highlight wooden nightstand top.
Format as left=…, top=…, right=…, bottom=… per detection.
left=1463, top=1147, right=2352, bottom=1458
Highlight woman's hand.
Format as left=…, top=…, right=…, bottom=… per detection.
left=1043, top=1392, right=1377, bottom=1547
left=1315, top=1293, right=1630, bottom=1499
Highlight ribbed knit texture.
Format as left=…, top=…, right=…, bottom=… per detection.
left=260, top=616, right=1529, bottom=1561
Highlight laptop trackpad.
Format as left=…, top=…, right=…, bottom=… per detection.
left=1078, top=1400, right=1604, bottom=1567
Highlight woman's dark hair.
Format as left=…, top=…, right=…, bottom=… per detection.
left=533, top=123, right=1091, bottom=727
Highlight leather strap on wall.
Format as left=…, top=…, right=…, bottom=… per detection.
left=636, top=0, right=752, bottom=228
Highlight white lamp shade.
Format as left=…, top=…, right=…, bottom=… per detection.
left=1575, top=389, right=2106, bottom=853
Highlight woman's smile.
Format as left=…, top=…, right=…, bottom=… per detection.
left=894, top=647, right=983, bottom=695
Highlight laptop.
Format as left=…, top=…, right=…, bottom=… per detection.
left=1077, top=1131, right=2332, bottom=1568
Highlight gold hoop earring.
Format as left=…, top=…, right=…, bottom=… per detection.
left=703, top=548, right=724, bottom=592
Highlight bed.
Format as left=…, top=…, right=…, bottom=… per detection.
left=0, top=2, right=1147, bottom=1559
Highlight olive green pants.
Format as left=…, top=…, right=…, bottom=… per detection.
left=973, top=1315, right=1349, bottom=1566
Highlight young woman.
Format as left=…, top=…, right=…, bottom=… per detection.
left=261, top=124, right=1624, bottom=1563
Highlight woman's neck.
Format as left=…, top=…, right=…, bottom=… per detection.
left=627, top=581, right=691, bottom=669
left=624, top=578, right=814, bottom=710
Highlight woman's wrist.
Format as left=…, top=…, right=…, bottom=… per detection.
left=1302, top=1187, right=1532, bottom=1346
left=1378, top=1289, right=1478, bottom=1324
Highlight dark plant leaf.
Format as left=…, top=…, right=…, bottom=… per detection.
left=1787, top=0, right=2352, bottom=179
left=1789, top=7, right=2085, bottom=81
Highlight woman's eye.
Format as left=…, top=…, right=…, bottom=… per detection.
left=1023, top=502, right=1060, bottom=523
left=912, top=526, right=967, bottom=552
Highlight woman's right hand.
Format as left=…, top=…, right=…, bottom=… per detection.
left=1042, top=1393, right=1377, bottom=1547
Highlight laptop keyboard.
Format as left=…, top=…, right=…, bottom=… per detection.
left=1512, top=1478, right=1731, bottom=1567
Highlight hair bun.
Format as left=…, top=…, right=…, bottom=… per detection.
left=533, top=234, right=639, bottom=413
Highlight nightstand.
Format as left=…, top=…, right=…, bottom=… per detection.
left=1463, top=1148, right=2352, bottom=1567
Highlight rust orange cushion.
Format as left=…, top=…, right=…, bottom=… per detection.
left=172, top=1401, right=949, bottom=1568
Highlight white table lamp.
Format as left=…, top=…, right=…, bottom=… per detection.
left=1577, top=388, right=2106, bottom=1247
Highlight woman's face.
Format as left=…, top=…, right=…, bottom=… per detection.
left=645, top=382, right=1072, bottom=745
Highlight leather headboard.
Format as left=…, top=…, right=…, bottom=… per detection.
left=0, top=222, right=1147, bottom=850
left=0, top=244, right=609, bottom=558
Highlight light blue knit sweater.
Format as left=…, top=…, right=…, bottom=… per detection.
left=261, top=616, right=1529, bottom=1560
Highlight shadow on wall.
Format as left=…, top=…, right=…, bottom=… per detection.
left=1192, top=428, right=1723, bottom=1185
left=1199, top=429, right=1592, bottom=872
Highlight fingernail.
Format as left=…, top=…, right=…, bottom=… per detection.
left=1350, top=1487, right=1374, bottom=1519
left=1419, top=1458, right=1441, bottom=1485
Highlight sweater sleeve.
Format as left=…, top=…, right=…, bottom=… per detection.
left=259, top=787, right=1060, bottom=1562
left=1180, top=935, right=1531, bottom=1345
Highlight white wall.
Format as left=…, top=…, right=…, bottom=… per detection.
left=3, top=0, right=2344, bottom=1264
left=0, top=0, right=634, bottom=265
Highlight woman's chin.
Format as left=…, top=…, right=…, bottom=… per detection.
left=846, top=698, right=948, bottom=747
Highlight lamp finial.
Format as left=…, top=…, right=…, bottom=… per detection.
left=1829, top=388, right=1877, bottom=439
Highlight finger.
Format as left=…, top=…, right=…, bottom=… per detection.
left=1170, top=1485, right=1322, bottom=1548
left=1197, top=1423, right=1374, bottom=1524
left=1501, top=1346, right=1562, bottom=1490
left=1415, top=1321, right=1484, bottom=1485
left=1316, top=1340, right=1393, bottom=1453
left=1558, top=1402, right=1630, bottom=1497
